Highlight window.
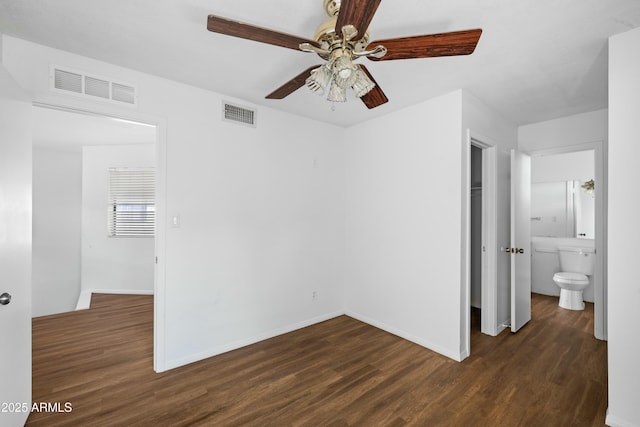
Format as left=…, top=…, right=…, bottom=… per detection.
left=107, top=168, right=155, bottom=237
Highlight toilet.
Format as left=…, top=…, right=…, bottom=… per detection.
left=553, top=246, right=595, bottom=310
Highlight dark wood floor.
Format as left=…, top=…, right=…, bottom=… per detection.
left=27, top=293, right=607, bottom=426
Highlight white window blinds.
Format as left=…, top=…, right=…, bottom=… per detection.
left=108, top=168, right=155, bottom=237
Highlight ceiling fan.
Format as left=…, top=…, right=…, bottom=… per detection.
left=206, top=0, right=482, bottom=109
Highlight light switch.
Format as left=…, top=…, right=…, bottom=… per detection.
left=171, top=215, right=180, bottom=227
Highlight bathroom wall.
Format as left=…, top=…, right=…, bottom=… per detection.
left=531, top=150, right=595, bottom=182
left=530, top=153, right=596, bottom=303
left=531, top=151, right=596, bottom=239
left=531, top=236, right=595, bottom=302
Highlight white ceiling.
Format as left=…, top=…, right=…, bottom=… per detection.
left=2, top=0, right=640, bottom=128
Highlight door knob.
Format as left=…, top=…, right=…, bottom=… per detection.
left=0, top=292, right=11, bottom=306
left=504, top=247, right=524, bottom=254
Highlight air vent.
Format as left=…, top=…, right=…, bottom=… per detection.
left=50, top=66, right=137, bottom=106
left=54, top=69, right=82, bottom=93
left=223, top=102, right=256, bottom=127
left=84, top=76, right=109, bottom=99
left=112, top=83, right=136, bottom=104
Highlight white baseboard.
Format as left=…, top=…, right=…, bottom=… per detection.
left=163, top=309, right=464, bottom=370
left=606, top=409, right=640, bottom=427
left=75, top=289, right=154, bottom=311
left=495, top=322, right=509, bottom=336
left=161, top=310, right=345, bottom=372
left=345, top=309, right=464, bottom=362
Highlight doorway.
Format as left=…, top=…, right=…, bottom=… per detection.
left=464, top=132, right=513, bottom=358
left=31, top=105, right=157, bottom=317
left=528, top=143, right=606, bottom=340
left=470, top=145, right=483, bottom=332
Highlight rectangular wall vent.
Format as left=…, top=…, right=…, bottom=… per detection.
left=84, top=76, right=110, bottom=99
left=112, top=82, right=136, bottom=104
left=51, top=66, right=137, bottom=106
left=54, top=69, right=82, bottom=93
left=223, top=102, right=256, bottom=127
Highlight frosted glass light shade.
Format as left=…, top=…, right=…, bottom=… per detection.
left=332, top=56, right=357, bottom=88
left=305, top=65, right=332, bottom=96
left=327, top=80, right=347, bottom=102
left=352, top=68, right=376, bottom=98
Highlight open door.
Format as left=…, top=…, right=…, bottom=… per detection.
left=0, top=65, right=32, bottom=426
left=510, top=150, right=531, bottom=332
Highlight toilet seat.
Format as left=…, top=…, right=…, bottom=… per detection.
left=553, top=272, right=589, bottom=285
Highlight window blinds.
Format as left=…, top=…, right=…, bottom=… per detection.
left=107, top=168, right=156, bottom=237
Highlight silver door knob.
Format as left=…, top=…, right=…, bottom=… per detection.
left=0, top=292, right=11, bottom=305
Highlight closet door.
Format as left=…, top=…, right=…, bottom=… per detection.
left=510, top=150, right=531, bottom=332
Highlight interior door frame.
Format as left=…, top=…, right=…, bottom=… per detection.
left=462, top=129, right=500, bottom=358
left=528, top=141, right=607, bottom=340
left=31, top=99, right=169, bottom=369
left=472, top=138, right=499, bottom=336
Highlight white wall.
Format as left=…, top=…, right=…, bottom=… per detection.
left=81, top=144, right=155, bottom=294
left=607, top=26, right=640, bottom=427
left=519, top=109, right=608, bottom=152
left=343, top=91, right=465, bottom=360
left=531, top=150, right=595, bottom=183
left=1, top=35, right=347, bottom=371
left=32, top=148, right=82, bottom=316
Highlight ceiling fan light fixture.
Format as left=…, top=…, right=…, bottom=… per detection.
left=305, top=65, right=332, bottom=95
left=332, top=55, right=358, bottom=88
left=351, top=67, right=375, bottom=98
left=208, top=0, right=483, bottom=111
left=327, top=79, right=347, bottom=102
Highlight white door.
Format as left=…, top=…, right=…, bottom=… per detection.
left=0, top=65, right=33, bottom=426
left=510, top=150, right=531, bottom=332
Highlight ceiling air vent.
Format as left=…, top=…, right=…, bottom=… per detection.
left=222, top=102, right=256, bottom=127
left=50, top=66, right=137, bottom=106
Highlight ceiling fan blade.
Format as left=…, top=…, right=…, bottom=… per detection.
left=335, top=0, right=381, bottom=39
left=367, top=29, right=482, bottom=61
left=207, top=15, right=320, bottom=51
left=265, top=65, right=322, bottom=99
left=358, top=65, right=388, bottom=109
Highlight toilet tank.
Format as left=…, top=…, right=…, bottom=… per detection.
left=557, top=246, right=595, bottom=275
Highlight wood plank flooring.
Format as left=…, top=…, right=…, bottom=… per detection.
left=27, top=293, right=607, bottom=426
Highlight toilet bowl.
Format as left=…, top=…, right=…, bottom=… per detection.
left=552, top=246, right=594, bottom=311
left=553, top=272, right=589, bottom=310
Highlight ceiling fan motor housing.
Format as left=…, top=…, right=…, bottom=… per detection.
left=314, top=1, right=370, bottom=58
left=323, top=0, right=341, bottom=17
